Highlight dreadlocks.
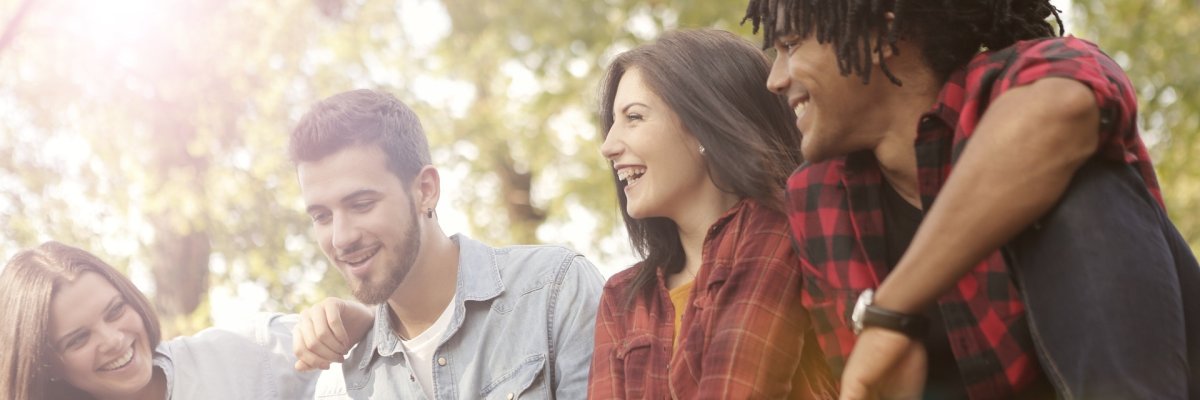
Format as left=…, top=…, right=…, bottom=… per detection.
left=743, top=0, right=1064, bottom=85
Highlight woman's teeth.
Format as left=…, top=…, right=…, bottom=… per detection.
left=617, top=167, right=646, bottom=183
left=99, top=346, right=134, bottom=371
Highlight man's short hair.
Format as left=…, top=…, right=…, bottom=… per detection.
left=289, top=89, right=432, bottom=183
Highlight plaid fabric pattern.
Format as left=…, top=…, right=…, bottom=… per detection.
left=786, top=37, right=1159, bottom=400
left=589, top=199, right=836, bottom=399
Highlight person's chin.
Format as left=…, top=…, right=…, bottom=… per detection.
left=624, top=198, right=649, bottom=220
left=101, top=345, right=155, bottom=397
left=626, top=201, right=664, bottom=221
left=801, top=141, right=832, bottom=164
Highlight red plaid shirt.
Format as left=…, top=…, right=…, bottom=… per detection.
left=590, top=199, right=836, bottom=399
left=786, top=37, right=1160, bottom=399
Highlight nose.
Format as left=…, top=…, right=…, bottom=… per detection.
left=96, top=323, right=125, bottom=353
left=766, top=52, right=790, bottom=95
left=599, top=127, right=623, bottom=163
left=330, top=214, right=362, bottom=253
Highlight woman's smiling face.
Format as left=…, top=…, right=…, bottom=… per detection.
left=601, top=67, right=710, bottom=221
left=50, top=271, right=155, bottom=399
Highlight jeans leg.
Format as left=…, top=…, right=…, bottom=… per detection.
left=1006, top=160, right=1192, bottom=399
left=1163, top=215, right=1200, bottom=399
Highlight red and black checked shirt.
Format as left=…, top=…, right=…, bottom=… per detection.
left=590, top=199, right=836, bottom=399
left=786, top=37, right=1161, bottom=399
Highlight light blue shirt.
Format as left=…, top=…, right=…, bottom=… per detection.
left=314, top=234, right=604, bottom=399
left=154, top=313, right=318, bottom=399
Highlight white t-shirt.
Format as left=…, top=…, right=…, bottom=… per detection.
left=401, top=298, right=456, bottom=398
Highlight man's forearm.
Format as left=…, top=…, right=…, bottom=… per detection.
left=873, top=78, right=1102, bottom=314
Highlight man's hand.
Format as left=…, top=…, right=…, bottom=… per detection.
left=839, top=328, right=927, bottom=400
left=292, top=297, right=374, bottom=371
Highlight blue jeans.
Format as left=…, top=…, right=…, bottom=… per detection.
left=1005, top=159, right=1200, bottom=399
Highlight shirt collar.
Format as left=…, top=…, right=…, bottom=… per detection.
left=452, top=233, right=504, bottom=302
left=708, top=198, right=750, bottom=237
left=359, top=233, right=504, bottom=368
left=923, top=66, right=969, bottom=132
left=152, top=348, right=175, bottom=397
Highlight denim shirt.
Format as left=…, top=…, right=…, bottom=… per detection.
left=153, top=313, right=318, bottom=399
left=314, top=234, right=604, bottom=400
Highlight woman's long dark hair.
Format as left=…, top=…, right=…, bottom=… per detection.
left=744, top=0, right=1063, bottom=84
left=599, top=29, right=804, bottom=304
left=0, top=242, right=162, bottom=400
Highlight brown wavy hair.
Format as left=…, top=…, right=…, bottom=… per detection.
left=599, top=29, right=804, bottom=304
left=0, top=242, right=162, bottom=400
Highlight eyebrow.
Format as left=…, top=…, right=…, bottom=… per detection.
left=619, top=102, right=648, bottom=114
left=57, top=295, right=123, bottom=350
left=305, top=189, right=381, bottom=215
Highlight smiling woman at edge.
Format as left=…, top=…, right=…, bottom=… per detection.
left=587, top=29, right=835, bottom=399
left=0, top=241, right=356, bottom=400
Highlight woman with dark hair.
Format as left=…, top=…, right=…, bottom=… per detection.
left=588, top=29, right=835, bottom=399
left=0, top=241, right=366, bottom=400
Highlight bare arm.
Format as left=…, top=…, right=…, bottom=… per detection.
left=872, top=77, right=1101, bottom=313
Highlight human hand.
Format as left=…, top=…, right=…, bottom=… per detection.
left=838, top=328, right=927, bottom=400
left=292, top=297, right=374, bottom=371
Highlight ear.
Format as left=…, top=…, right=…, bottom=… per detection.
left=410, top=165, right=441, bottom=216
left=873, top=12, right=899, bottom=64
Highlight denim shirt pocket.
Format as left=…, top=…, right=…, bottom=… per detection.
left=479, top=353, right=546, bottom=400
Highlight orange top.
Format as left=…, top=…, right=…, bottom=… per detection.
left=668, top=279, right=694, bottom=350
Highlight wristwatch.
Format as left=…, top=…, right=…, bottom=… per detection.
left=851, top=289, right=930, bottom=339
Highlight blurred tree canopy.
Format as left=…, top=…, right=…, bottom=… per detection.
left=0, top=0, right=1196, bottom=337
left=0, top=0, right=754, bottom=336
left=1073, top=0, right=1200, bottom=254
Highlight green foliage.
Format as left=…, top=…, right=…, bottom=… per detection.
left=0, top=0, right=761, bottom=335
left=1072, top=0, right=1200, bottom=254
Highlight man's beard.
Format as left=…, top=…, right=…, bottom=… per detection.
left=351, top=201, right=422, bottom=304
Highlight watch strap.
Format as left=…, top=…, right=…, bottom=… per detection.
left=862, top=304, right=930, bottom=339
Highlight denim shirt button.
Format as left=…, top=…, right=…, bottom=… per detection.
left=506, top=393, right=515, bottom=400
left=437, top=357, right=447, bottom=366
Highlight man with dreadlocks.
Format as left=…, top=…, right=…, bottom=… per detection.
left=743, top=0, right=1200, bottom=399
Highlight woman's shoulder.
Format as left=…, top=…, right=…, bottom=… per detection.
left=732, top=198, right=792, bottom=236
left=603, top=261, right=648, bottom=292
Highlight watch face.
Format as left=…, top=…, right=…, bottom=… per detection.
left=851, top=289, right=873, bottom=335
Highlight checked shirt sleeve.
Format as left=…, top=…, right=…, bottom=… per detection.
left=993, top=37, right=1160, bottom=202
